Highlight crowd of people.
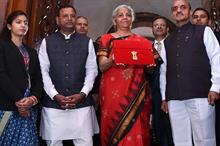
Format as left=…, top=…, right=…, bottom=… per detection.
left=0, top=0, right=220, bottom=146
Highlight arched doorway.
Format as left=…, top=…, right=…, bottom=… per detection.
left=107, top=12, right=176, bottom=40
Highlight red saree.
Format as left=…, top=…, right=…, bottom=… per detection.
left=98, top=34, right=151, bottom=146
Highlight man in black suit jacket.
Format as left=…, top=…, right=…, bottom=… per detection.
left=150, top=16, right=174, bottom=146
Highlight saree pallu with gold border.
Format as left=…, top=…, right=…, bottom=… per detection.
left=99, top=34, right=151, bottom=146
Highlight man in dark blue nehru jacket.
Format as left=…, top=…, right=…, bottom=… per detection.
left=160, top=0, right=220, bottom=146
left=38, top=5, right=99, bottom=146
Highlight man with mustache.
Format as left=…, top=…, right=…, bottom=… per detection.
left=160, top=0, right=220, bottom=146
left=75, top=16, right=89, bottom=35
left=75, top=15, right=102, bottom=146
left=38, top=5, right=99, bottom=146
left=192, top=7, right=220, bottom=43
left=192, top=8, right=211, bottom=26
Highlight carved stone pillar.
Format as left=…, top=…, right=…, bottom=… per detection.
left=28, top=0, right=71, bottom=48
left=202, top=0, right=220, bottom=31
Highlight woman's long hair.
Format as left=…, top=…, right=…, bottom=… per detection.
left=0, top=10, right=28, bottom=41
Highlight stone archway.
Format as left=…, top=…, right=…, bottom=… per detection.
left=107, top=12, right=176, bottom=40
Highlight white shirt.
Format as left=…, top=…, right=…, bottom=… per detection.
left=38, top=32, right=99, bottom=140
left=154, top=39, right=167, bottom=100
left=160, top=27, right=220, bottom=100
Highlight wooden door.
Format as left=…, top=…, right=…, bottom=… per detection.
left=1, top=0, right=71, bottom=48
left=0, top=0, right=9, bottom=30
left=28, top=0, right=71, bottom=48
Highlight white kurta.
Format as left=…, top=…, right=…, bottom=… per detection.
left=40, top=106, right=99, bottom=140
left=160, top=27, right=220, bottom=100
left=38, top=32, right=99, bottom=140
left=159, top=25, right=220, bottom=146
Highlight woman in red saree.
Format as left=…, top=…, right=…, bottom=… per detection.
left=97, top=4, right=154, bottom=146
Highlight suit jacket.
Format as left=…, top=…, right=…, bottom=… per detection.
left=214, top=31, right=220, bottom=43
left=0, top=39, right=43, bottom=111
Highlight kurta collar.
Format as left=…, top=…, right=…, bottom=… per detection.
left=58, top=30, right=76, bottom=39
left=176, top=21, right=192, bottom=32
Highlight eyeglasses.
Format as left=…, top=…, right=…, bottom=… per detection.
left=171, top=5, right=189, bottom=12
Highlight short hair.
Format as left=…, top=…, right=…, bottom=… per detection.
left=192, top=7, right=210, bottom=19
left=57, top=5, right=77, bottom=16
left=172, top=0, right=192, bottom=11
left=0, top=10, right=28, bottom=40
left=188, top=2, right=192, bottom=10
left=76, top=16, right=88, bottom=24
left=152, top=16, right=168, bottom=27
left=183, top=0, right=192, bottom=10
left=112, top=4, right=135, bottom=22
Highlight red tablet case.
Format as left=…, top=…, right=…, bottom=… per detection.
left=112, top=39, right=155, bottom=65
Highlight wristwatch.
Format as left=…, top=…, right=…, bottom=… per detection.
left=80, top=92, right=86, bottom=98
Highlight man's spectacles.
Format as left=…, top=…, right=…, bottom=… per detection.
left=171, top=5, right=189, bottom=12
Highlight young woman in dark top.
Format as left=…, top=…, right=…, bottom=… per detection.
left=0, top=10, right=42, bottom=146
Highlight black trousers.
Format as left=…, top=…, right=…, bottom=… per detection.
left=151, top=93, right=174, bottom=146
